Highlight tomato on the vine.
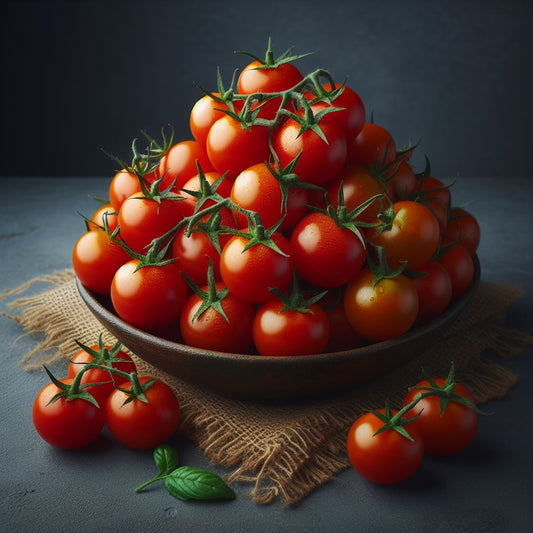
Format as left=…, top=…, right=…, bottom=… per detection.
left=403, top=377, right=479, bottom=456
left=327, top=165, right=389, bottom=223
left=180, top=281, right=256, bottom=353
left=408, top=260, right=453, bottom=323
left=105, top=376, right=181, bottom=450
left=272, top=118, right=347, bottom=186
left=219, top=229, right=294, bottom=303
left=88, top=203, right=118, bottom=233
left=344, top=269, right=418, bottom=342
left=111, top=260, right=188, bottom=331
left=437, top=241, right=475, bottom=299
left=301, top=83, right=366, bottom=139
left=118, top=191, right=193, bottom=254
left=367, top=200, right=441, bottom=270
left=237, top=60, right=304, bottom=120
left=109, top=169, right=142, bottom=211
left=67, top=341, right=136, bottom=408
left=73, top=229, right=130, bottom=295
left=230, top=162, right=309, bottom=230
left=346, top=122, right=397, bottom=167
left=290, top=211, right=367, bottom=288
left=33, top=377, right=105, bottom=449
left=206, top=115, right=271, bottom=181
left=444, top=208, right=481, bottom=257
left=346, top=409, right=424, bottom=484
left=158, top=140, right=213, bottom=191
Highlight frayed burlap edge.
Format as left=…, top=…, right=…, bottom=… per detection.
left=3, top=271, right=533, bottom=506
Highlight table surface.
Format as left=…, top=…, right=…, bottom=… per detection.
left=1, top=176, right=532, bottom=533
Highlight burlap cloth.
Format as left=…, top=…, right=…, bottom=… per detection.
left=3, top=270, right=533, bottom=506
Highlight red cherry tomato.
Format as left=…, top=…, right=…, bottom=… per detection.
left=404, top=379, right=479, bottom=456
left=33, top=377, right=105, bottom=449
left=206, top=115, right=271, bottom=181
left=346, top=122, right=397, bottom=167
left=111, top=260, right=188, bottom=331
left=346, top=409, right=424, bottom=484
left=444, top=208, right=481, bottom=257
left=409, top=261, right=453, bottom=323
left=290, top=211, right=367, bottom=288
left=180, top=282, right=256, bottom=353
left=253, top=299, right=330, bottom=356
left=219, top=231, right=294, bottom=303
left=109, top=169, right=142, bottom=211
left=105, top=376, right=181, bottom=450
left=273, top=118, right=347, bottom=186
left=88, top=204, right=118, bottom=233
left=437, top=241, right=475, bottom=299
left=73, top=229, right=130, bottom=295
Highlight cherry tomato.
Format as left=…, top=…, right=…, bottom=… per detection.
left=346, top=122, right=397, bottom=167
left=344, top=269, right=419, bottom=342
left=73, top=229, right=130, bottom=295
left=437, top=241, right=475, bottom=299
left=118, top=192, right=193, bottom=254
left=404, top=379, right=479, bottom=456
left=67, top=345, right=136, bottom=408
left=408, top=261, right=453, bottom=323
left=231, top=162, right=309, bottom=230
left=172, top=228, right=231, bottom=287
left=253, top=299, right=330, bottom=356
left=444, top=208, right=481, bottom=257
left=206, top=115, right=271, bottom=181
left=327, top=165, right=389, bottom=223
left=105, top=376, right=181, bottom=450
left=87, top=203, right=118, bottom=232
left=109, top=169, right=142, bottom=211
left=219, top=231, right=294, bottom=303
left=33, top=377, right=105, bottom=449
left=272, top=118, right=347, bottom=186
left=346, top=409, right=424, bottom=484
left=367, top=200, right=440, bottom=270
left=158, top=140, right=213, bottom=191
left=111, top=261, right=188, bottom=331
left=290, top=211, right=367, bottom=288
left=385, top=160, right=416, bottom=201
left=320, top=292, right=363, bottom=352
left=190, top=92, right=242, bottom=147
left=301, top=83, right=365, bottom=139
left=237, top=59, right=303, bottom=120
left=180, top=282, right=256, bottom=353
left=413, top=176, right=451, bottom=235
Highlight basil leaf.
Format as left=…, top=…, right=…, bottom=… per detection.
left=165, top=466, right=235, bottom=501
left=154, top=444, right=179, bottom=476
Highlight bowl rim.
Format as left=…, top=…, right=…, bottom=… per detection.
left=76, top=255, right=480, bottom=366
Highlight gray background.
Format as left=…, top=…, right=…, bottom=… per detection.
left=3, top=0, right=532, bottom=179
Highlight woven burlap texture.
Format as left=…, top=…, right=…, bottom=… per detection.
left=3, top=270, right=532, bottom=506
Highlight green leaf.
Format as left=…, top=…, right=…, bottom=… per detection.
left=165, top=466, right=235, bottom=501
left=154, top=444, right=179, bottom=476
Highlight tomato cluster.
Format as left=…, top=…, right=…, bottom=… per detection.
left=73, top=41, right=481, bottom=356
left=33, top=338, right=181, bottom=450
left=346, top=365, right=481, bottom=484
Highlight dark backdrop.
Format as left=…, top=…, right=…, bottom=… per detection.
left=3, top=0, right=532, bottom=179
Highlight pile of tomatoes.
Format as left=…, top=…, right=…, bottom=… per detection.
left=73, top=41, right=480, bottom=357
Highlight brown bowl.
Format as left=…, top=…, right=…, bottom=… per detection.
left=76, top=256, right=480, bottom=402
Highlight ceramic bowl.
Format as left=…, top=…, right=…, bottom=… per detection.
left=76, top=256, right=480, bottom=402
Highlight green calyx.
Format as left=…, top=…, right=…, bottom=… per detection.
left=235, top=36, right=312, bottom=70
left=407, top=362, right=489, bottom=416
left=371, top=401, right=423, bottom=442
left=367, top=242, right=407, bottom=286
left=116, top=372, right=157, bottom=406
left=237, top=212, right=288, bottom=257
left=181, top=260, right=230, bottom=323
left=269, top=273, right=327, bottom=314
left=73, top=334, right=127, bottom=368
left=42, top=365, right=103, bottom=408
